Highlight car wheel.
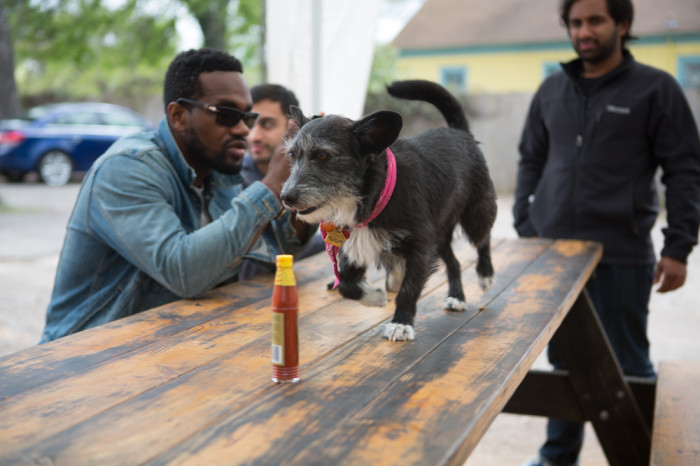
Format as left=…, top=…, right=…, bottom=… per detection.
left=38, top=150, right=73, bottom=187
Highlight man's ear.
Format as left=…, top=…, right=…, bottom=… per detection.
left=289, top=106, right=311, bottom=128
left=618, top=19, right=630, bottom=41
left=167, top=101, right=188, bottom=133
left=351, top=111, right=402, bottom=155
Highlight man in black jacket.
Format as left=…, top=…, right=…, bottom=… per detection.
left=514, top=0, right=700, bottom=464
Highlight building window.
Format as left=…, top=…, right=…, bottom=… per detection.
left=441, top=67, right=467, bottom=91
left=678, top=56, right=700, bottom=88
left=543, top=61, right=562, bottom=79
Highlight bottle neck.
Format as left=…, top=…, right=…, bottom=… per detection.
left=274, top=266, right=296, bottom=287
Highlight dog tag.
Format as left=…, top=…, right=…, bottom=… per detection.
left=324, top=227, right=350, bottom=247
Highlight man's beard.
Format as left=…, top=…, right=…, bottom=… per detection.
left=574, top=31, right=620, bottom=64
left=253, top=144, right=274, bottom=165
left=186, top=127, right=243, bottom=176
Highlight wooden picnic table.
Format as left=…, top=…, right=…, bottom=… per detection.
left=0, top=238, right=653, bottom=465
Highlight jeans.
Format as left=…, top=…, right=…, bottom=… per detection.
left=540, top=263, right=656, bottom=465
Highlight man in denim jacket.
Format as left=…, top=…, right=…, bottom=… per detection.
left=40, top=48, right=313, bottom=342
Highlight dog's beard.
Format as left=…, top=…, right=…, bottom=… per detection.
left=292, top=194, right=362, bottom=226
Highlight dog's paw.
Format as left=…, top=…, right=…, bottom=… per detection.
left=443, top=296, right=467, bottom=312
left=359, top=281, right=387, bottom=307
left=383, top=323, right=415, bottom=341
left=479, top=275, right=495, bottom=291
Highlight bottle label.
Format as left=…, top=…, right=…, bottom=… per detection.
left=271, top=312, right=284, bottom=365
left=274, top=268, right=296, bottom=287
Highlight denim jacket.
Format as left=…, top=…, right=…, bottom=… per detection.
left=41, top=118, right=306, bottom=342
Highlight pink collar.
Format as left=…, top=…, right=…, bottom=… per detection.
left=355, top=148, right=396, bottom=228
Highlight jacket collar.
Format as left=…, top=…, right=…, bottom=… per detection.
left=561, top=48, right=634, bottom=85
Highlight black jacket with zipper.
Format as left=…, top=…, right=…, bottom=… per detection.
left=513, top=51, right=700, bottom=265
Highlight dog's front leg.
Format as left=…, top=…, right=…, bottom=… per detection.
left=336, top=259, right=387, bottom=307
left=384, top=253, right=430, bottom=341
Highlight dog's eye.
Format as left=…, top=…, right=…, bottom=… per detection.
left=315, top=152, right=330, bottom=163
left=288, top=150, right=296, bottom=160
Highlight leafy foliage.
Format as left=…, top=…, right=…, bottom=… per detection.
left=6, top=0, right=178, bottom=110
left=166, top=0, right=264, bottom=81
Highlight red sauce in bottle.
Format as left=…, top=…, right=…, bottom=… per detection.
left=271, top=255, right=300, bottom=383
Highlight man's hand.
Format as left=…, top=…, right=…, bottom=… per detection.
left=654, top=256, right=687, bottom=293
left=259, top=119, right=310, bottom=242
left=261, top=119, right=300, bottom=197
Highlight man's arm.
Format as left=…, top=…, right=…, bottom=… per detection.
left=513, top=88, right=548, bottom=237
left=652, top=76, right=700, bottom=280
left=89, top=155, right=284, bottom=298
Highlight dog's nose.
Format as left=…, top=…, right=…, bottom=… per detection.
left=280, top=188, right=297, bottom=207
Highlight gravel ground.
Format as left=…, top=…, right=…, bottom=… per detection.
left=1, top=179, right=698, bottom=465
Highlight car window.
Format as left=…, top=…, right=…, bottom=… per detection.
left=53, top=111, right=101, bottom=125
left=100, top=111, right=145, bottom=127
left=27, top=106, right=52, bottom=121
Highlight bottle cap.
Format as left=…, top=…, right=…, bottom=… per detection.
left=276, top=254, right=294, bottom=268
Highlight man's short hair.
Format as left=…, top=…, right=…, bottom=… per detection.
left=560, top=0, right=637, bottom=47
left=250, top=83, right=300, bottom=118
left=163, top=48, right=244, bottom=111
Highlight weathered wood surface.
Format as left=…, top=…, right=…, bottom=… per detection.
left=650, top=360, right=700, bottom=466
left=0, top=238, right=602, bottom=465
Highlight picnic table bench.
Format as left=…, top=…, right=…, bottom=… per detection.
left=0, top=238, right=660, bottom=464
left=650, top=360, right=700, bottom=465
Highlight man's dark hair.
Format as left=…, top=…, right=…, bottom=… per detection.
left=250, top=83, right=299, bottom=118
left=560, top=0, right=637, bottom=47
left=163, top=48, right=243, bottom=111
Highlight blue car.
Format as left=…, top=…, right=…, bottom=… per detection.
left=0, top=102, right=154, bottom=186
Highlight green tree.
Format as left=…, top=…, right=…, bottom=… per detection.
left=4, top=0, right=178, bottom=112
left=179, top=0, right=264, bottom=80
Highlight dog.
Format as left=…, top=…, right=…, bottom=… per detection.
left=280, top=80, right=497, bottom=341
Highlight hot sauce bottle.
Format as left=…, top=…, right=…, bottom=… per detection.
left=271, top=254, right=300, bottom=383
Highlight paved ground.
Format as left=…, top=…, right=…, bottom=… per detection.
left=1, top=179, right=698, bottom=465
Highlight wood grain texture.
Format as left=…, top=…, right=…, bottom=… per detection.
left=147, top=240, right=600, bottom=465
left=0, top=239, right=604, bottom=466
left=650, top=360, right=700, bottom=466
left=0, top=255, right=333, bottom=400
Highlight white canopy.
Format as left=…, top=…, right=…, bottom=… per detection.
left=266, top=0, right=381, bottom=120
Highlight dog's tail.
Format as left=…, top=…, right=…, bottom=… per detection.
left=386, top=80, right=469, bottom=132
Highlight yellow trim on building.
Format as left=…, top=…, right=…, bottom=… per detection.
left=396, top=41, right=700, bottom=94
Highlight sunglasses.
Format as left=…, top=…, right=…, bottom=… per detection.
left=176, top=98, right=259, bottom=129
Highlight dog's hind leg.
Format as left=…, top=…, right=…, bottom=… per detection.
left=475, top=236, right=495, bottom=290
left=439, top=241, right=468, bottom=312
left=461, top=203, right=496, bottom=291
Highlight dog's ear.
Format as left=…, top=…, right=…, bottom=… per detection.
left=289, top=106, right=311, bottom=128
left=351, top=111, right=402, bottom=155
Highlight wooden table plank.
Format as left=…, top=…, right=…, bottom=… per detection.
left=133, top=240, right=561, bottom=465
left=0, top=267, right=375, bottom=457
left=0, top=256, right=334, bottom=400
left=285, top=240, right=602, bottom=466
left=0, top=239, right=543, bottom=465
